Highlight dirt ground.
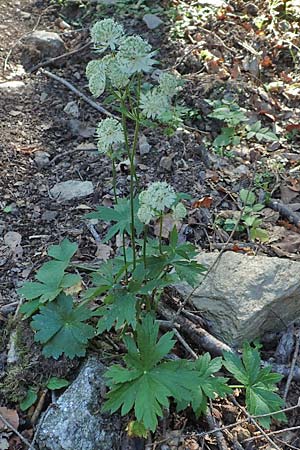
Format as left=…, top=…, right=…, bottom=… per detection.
left=1, top=0, right=300, bottom=448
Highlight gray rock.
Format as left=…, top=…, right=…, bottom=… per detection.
left=50, top=180, right=94, bottom=202
left=34, top=151, right=50, bottom=168
left=175, top=251, right=300, bottom=346
left=139, top=134, right=151, bottom=155
left=64, top=101, right=80, bottom=118
left=143, top=14, right=163, bottom=30
left=0, top=81, right=25, bottom=93
left=23, top=31, right=66, bottom=59
left=159, top=155, right=173, bottom=171
left=37, top=358, right=121, bottom=450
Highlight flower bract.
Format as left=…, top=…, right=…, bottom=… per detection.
left=119, top=36, right=157, bottom=74
left=91, top=19, right=124, bottom=53
left=158, top=72, right=181, bottom=98
left=96, top=118, right=124, bottom=153
left=172, top=203, right=187, bottom=221
left=140, top=88, right=169, bottom=119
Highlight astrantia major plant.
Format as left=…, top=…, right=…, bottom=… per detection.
left=18, top=19, right=285, bottom=436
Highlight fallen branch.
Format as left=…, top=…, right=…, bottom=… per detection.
left=29, top=41, right=91, bottom=73
left=206, top=403, right=229, bottom=450
left=283, top=330, right=300, bottom=401
left=41, top=69, right=116, bottom=118
left=231, top=396, right=281, bottom=450
left=268, top=199, right=300, bottom=228
left=157, top=303, right=233, bottom=356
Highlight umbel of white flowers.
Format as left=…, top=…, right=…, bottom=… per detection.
left=137, top=182, right=187, bottom=224
left=86, top=19, right=182, bottom=152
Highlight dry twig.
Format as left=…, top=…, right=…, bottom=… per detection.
left=283, top=330, right=300, bottom=401
left=0, top=412, right=36, bottom=450
left=29, top=41, right=91, bottom=73
left=42, top=69, right=116, bottom=117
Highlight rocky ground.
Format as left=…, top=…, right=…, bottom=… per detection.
left=1, top=0, right=300, bottom=449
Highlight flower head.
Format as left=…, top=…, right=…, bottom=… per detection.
left=158, top=72, right=181, bottom=98
left=140, top=88, right=169, bottom=119
left=137, top=204, right=154, bottom=225
left=91, top=19, right=124, bottom=53
left=172, top=202, right=187, bottom=221
left=96, top=118, right=124, bottom=153
left=106, top=55, right=131, bottom=89
left=119, top=35, right=157, bottom=74
left=86, top=60, right=107, bottom=97
left=139, top=182, right=176, bottom=212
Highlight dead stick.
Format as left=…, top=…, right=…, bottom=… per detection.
left=231, top=397, right=281, bottom=450
left=243, top=425, right=300, bottom=443
left=157, top=303, right=233, bottom=356
left=0, top=412, right=36, bottom=449
left=268, top=199, right=300, bottom=228
left=29, top=41, right=91, bottom=73
left=283, top=331, right=300, bottom=401
left=31, top=389, right=48, bottom=425
left=42, top=69, right=117, bottom=118
left=206, top=401, right=229, bottom=450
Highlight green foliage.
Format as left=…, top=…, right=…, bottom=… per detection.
left=18, top=239, right=80, bottom=317
left=20, top=388, right=37, bottom=411
left=222, top=189, right=268, bottom=242
left=207, top=99, right=279, bottom=153
left=223, top=343, right=286, bottom=428
left=86, top=197, right=143, bottom=242
left=46, top=377, right=70, bottom=390
left=103, top=314, right=200, bottom=431
left=31, top=294, right=94, bottom=359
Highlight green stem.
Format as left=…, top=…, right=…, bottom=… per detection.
left=122, top=231, right=128, bottom=283
left=143, top=225, right=148, bottom=268
left=112, top=157, right=118, bottom=204
left=159, top=213, right=163, bottom=254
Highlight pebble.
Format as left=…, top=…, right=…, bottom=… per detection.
left=143, top=13, right=163, bottom=30
left=50, top=180, right=94, bottom=202
left=34, top=151, right=50, bottom=168
left=64, top=101, right=80, bottom=118
left=139, top=133, right=151, bottom=155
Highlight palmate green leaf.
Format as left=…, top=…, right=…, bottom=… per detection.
left=173, top=260, right=206, bottom=287
left=47, top=238, right=78, bottom=262
left=103, top=314, right=200, bottom=431
left=224, top=343, right=286, bottom=428
left=96, top=291, right=138, bottom=333
left=177, top=354, right=231, bottom=416
left=18, top=239, right=80, bottom=311
left=246, top=385, right=286, bottom=428
left=31, top=293, right=94, bottom=359
left=85, top=197, right=143, bottom=242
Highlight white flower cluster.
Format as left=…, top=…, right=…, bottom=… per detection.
left=87, top=19, right=157, bottom=97
left=137, top=182, right=186, bottom=225
left=96, top=118, right=124, bottom=154
left=140, top=72, right=181, bottom=120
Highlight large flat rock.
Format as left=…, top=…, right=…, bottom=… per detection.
left=175, top=252, right=300, bottom=347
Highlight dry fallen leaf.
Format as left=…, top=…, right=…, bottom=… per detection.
left=154, top=214, right=180, bottom=239
left=0, top=407, right=19, bottom=431
left=192, top=196, right=213, bottom=209
left=95, top=243, right=112, bottom=261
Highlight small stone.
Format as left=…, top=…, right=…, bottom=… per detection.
left=160, top=155, right=173, bottom=171
left=246, top=3, right=259, bottom=16
left=0, top=81, right=25, bottom=93
left=20, top=11, right=31, bottom=19
left=40, top=92, right=48, bottom=103
left=50, top=180, right=94, bottom=202
left=41, top=211, right=58, bottom=222
left=34, top=151, right=50, bottom=168
left=68, top=119, right=95, bottom=138
left=139, top=134, right=151, bottom=155
left=23, top=31, right=66, bottom=59
left=143, top=13, right=163, bottom=30
left=64, top=101, right=79, bottom=118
